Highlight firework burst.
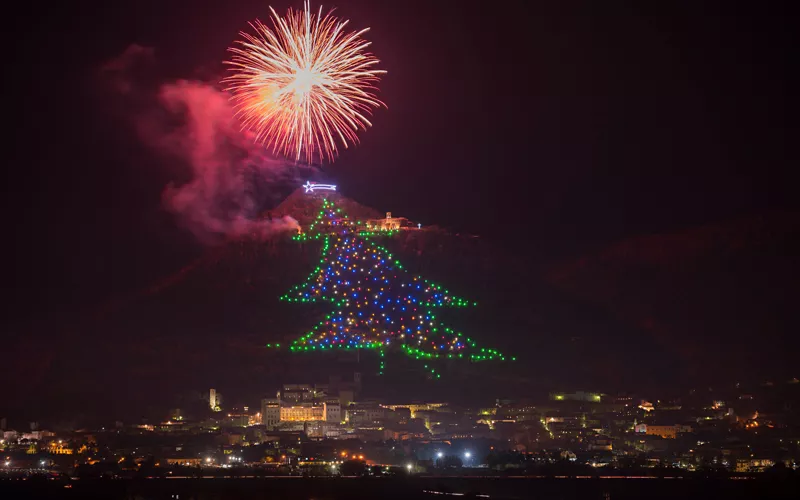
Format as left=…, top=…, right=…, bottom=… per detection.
left=225, top=1, right=385, bottom=164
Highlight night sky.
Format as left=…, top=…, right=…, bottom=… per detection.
left=4, top=1, right=798, bottom=421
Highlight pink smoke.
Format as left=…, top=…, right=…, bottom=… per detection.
left=101, top=45, right=299, bottom=244
left=158, top=80, right=298, bottom=243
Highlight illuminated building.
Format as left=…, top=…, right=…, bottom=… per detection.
left=634, top=423, right=692, bottom=439
left=587, top=437, right=613, bottom=451
left=363, top=212, right=410, bottom=231
left=735, top=458, right=775, bottom=473
left=209, top=389, right=221, bottom=411
left=347, top=404, right=387, bottom=426
left=22, top=430, right=54, bottom=441
left=165, top=458, right=203, bottom=466
left=224, top=408, right=252, bottom=427
left=381, top=403, right=446, bottom=418
left=261, top=399, right=281, bottom=430
left=495, top=403, right=538, bottom=422
left=324, top=401, right=342, bottom=423
left=280, top=404, right=325, bottom=422
left=281, top=384, right=315, bottom=404
left=304, top=421, right=345, bottom=438
left=48, top=441, right=73, bottom=455
left=549, top=392, right=603, bottom=403
left=412, top=410, right=440, bottom=431
left=541, top=414, right=586, bottom=439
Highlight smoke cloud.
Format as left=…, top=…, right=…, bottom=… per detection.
left=101, top=44, right=300, bottom=244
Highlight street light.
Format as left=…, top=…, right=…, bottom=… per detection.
left=436, top=452, right=444, bottom=458
left=464, top=452, right=471, bottom=459
left=406, top=463, right=413, bottom=472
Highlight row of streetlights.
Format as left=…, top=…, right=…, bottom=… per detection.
left=405, top=451, right=473, bottom=473
left=3, top=459, right=50, bottom=468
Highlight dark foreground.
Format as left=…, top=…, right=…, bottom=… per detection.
left=1, top=477, right=798, bottom=500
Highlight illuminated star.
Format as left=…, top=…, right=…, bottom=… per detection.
left=303, top=181, right=337, bottom=193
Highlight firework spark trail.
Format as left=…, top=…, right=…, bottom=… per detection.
left=225, top=1, right=385, bottom=164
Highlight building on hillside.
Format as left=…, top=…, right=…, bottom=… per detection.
left=280, top=404, right=325, bottom=422
left=224, top=408, right=253, bottom=428
left=549, top=391, right=604, bottom=403
left=304, top=421, right=346, bottom=438
left=165, top=457, right=203, bottom=466
left=281, top=384, right=315, bottom=404
left=261, top=399, right=281, bottom=430
left=324, top=401, right=342, bottom=423
left=47, top=440, right=73, bottom=455
left=735, top=458, right=775, bottom=473
left=634, top=423, right=693, bottom=439
left=347, top=404, right=386, bottom=426
left=21, top=430, right=55, bottom=441
left=380, top=403, right=446, bottom=418
left=587, top=437, right=613, bottom=451
left=209, top=388, right=222, bottom=411
left=363, top=212, right=411, bottom=231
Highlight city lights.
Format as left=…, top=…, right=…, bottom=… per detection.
left=0, top=379, right=794, bottom=478
left=2, top=0, right=795, bottom=488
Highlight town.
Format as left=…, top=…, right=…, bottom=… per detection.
left=2, top=375, right=799, bottom=479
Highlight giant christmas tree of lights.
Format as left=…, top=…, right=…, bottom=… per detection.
left=278, top=198, right=509, bottom=377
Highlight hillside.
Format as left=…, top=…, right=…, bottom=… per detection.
left=4, top=190, right=799, bottom=422
left=269, top=188, right=383, bottom=225
left=5, top=190, right=620, bottom=419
